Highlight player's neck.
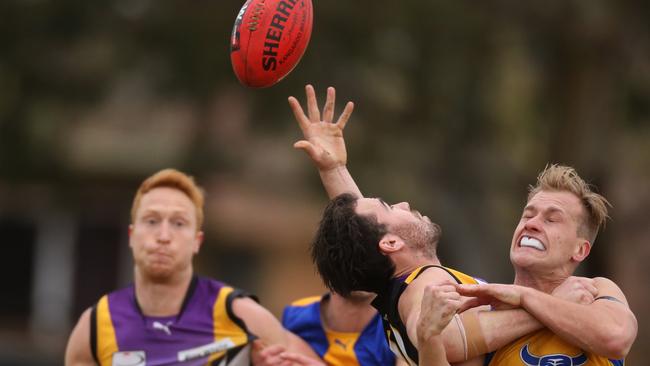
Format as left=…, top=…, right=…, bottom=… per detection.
left=513, top=267, right=568, bottom=294
left=134, top=267, right=194, bottom=316
left=393, top=254, right=441, bottom=278
left=321, top=294, right=376, bottom=333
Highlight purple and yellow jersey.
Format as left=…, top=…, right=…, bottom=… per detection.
left=372, top=265, right=481, bottom=366
left=487, top=329, right=624, bottom=366
left=91, top=277, right=255, bottom=366
left=282, top=294, right=395, bottom=366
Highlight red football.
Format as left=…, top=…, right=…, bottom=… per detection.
left=230, top=0, right=313, bottom=88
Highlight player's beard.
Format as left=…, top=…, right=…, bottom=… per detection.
left=392, top=219, right=441, bottom=259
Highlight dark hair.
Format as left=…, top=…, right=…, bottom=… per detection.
left=311, top=193, right=396, bottom=296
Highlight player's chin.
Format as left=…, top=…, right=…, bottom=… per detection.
left=143, top=263, right=176, bottom=281
left=510, top=251, right=541, bottom=268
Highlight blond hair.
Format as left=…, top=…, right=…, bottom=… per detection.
left=528, top=164, right=610, bottom=243
left=131, top=169, right=205, bottom=230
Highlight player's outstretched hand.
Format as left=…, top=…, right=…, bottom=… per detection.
left=288, top=84, right=354, bottom=171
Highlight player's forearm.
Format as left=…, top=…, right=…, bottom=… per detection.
left=318, top=166, right=362, bottom=199
left=418, top=334, right=451, bottom=366
left=472, top=308, right=542, bottom=356
left=520, top=288, right=637, bottom=359
left=285, top=331, right=321, bottom=360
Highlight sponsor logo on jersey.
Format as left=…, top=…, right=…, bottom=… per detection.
left=520, top=344, right=587, bottom=366
left=112, top=351, right=145, bottom=366
left=177, top=338, right=237, bottom=362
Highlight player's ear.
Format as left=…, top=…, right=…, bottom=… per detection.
left=194, top=231, right=204, bottom=254
left=378, top=233, right=405, bottom=254
left=128, top=224, right=134, bottom=247
left=572, top=240, right=591, bottom=262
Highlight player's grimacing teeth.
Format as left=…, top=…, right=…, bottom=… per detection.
left=519, top=236, right=546, bottom=251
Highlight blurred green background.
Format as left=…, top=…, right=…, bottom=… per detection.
left=0, top=0, right=648, bottom=364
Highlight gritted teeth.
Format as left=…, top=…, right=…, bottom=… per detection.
left=520, top=236, right=546, bottom=251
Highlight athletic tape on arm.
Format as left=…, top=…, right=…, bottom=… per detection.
left=459, top=311, right=488, bottom=359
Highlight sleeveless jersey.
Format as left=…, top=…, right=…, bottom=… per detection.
left=282, top=293, right=395, bottom=366
left=486, top=328, right=624, bottom=366
left=91, top=276, right=255, bottom=366
left=371, top=265, right=480, bottom=366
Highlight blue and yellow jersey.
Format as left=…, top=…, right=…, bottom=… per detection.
left=92, top=276, right=255, bottom=366
left=371, top=265, right=481, bottom=366
left=487, top=328, right=624, bottom=366
left=282, top=293, right=395, bottom=366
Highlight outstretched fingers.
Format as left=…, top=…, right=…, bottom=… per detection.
left=336, top=101, right=354, bottom=130
left=288, top=96, right=311, bottom=132
left=305, top=84, right=321, bottom=122
left=322, top=87, right=335, bottom=123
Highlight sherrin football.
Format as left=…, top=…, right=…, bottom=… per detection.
left=230, top=0, right=313, bottom=88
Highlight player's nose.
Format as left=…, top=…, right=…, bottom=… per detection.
left=394, top=202, right=410, bottom=211
left=156, top=221, right=172, bottom=243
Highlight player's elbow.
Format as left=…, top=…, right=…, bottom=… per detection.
left=598, top=335, right=631, bottom=360
left=595, top=318, right=637, bottom=360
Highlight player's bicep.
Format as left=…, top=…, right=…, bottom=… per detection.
left=231, top=297, right=287, bottom=346
left=65, top=308, right=96, bottom=366
left=404, top=302, right=467, bottom=363
left=439, top=314, right=471, bottom=362
left=593, top=277, right=629, bottom=307
left=403, top=269, right=474, bottom=362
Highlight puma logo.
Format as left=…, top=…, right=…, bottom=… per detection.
left=152, top=321, right=173, bottom=336
left=334, top=339, right=350, bottom=350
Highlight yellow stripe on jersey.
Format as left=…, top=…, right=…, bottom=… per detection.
left=444, top=267, right=479, bottom=285
left=207, top=286, right=249, bottom=363
left=95, top=295, right=118, bottom=366
left=404, top=266, right=429, bottom=284
left=323, top=328, right=360, bottom=366
left=404, top=265, right=478, bottom=285
left=290, top=296, right=322, bottom=307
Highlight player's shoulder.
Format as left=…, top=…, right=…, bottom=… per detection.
left=282, top=295, right=322, bottom=322
left=74, top=306, right=93, bottom=325
left=282, top=295, right=323, bottom=329
left=410, top=265, right=479, bottom=286
left=288, top=295, right=322, bottom=307
left=592, top=277, right=627, bottom=300
left=593, top=276, right=616, bottom=286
